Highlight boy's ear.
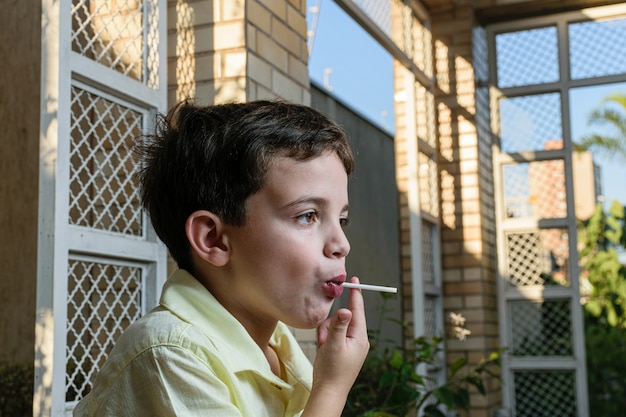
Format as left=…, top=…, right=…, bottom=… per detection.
left=185, top=210, right=230, bottom=267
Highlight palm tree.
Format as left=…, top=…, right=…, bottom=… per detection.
left=576, top=93, right=626, bottom=162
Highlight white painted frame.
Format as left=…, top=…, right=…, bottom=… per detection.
left=488, top=4, right=626, bottom=416
left=36, top=0, right=167, bottom=415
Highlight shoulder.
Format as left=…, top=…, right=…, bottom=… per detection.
left=105, top=306, right=221, bottom=369
left=74, top=308, right=236, bottom=416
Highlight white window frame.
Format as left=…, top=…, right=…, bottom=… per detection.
left=36, top=0, right=167, bottom=415
left=488, top=4, right=626, bottom=416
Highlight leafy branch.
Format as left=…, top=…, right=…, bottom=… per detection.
left=344, top=299, right=502, bottom=417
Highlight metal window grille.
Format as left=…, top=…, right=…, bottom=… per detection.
left=505, top=229, right=570, bottom=287
left=495, top=26, right=559, bottom=88
left=512, top=370, right=577, bottom=417
left=36, top=0, right=165, bottom=414
left=421, top=221, right=441, bottom=339
left=509, top=299, right=573, bottom=356
left=423, top=295, right=438, bottom=338
left=337, top=0, right=432, bottom=80
left=421, top=220, right=444, bottom=392
left=66, top=257, right=143, bottom=403
left=502, top=160, right=568, bottom=220
left=413, top=83, right=436, bottom=147
left=569, top=16, right=626, bottom=79
left=69, top=85, right=144, bottom=236
left=499, top=93, right=563, bottom=153
left=352, top=0, right=391, bottom=36
left=487, top=6, right=626, bottom=416
left=71, top=0, right=160, bottom=88
left=418, top=153, right=439, bottom=217
left=421, top=222, right=435, bottom=286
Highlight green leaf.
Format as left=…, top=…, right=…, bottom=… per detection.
left=389, top=350, right=404, bottom=369
left=363, top=411, right=399, bottom=417
left=400, top=363, right=415, bottom=382
left=453, top=388, right=471, bottom=409
left=379, top=370, right=399, bottom=389
left=585, top=299, right=603, bottom=317
left=607, top=307, right=618, bottom=327
left=448, top=357, right=466, bottom=377
left=467, top=375, right=486, bottom=395
left=422, top=404, right=447, bottom=417
left=433, top=387, right=455, bottom=407
left=409, top=371, right=425, bottom=385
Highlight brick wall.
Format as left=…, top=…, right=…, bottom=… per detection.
left=392, top=1, right=501, bottom=415
left=431, top=4, right=500, bottom=416
left=246, top=0, right=310, bottom=102
left=167, top=0, right=309, bottom=107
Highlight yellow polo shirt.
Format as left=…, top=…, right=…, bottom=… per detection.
left=73, top=269, right=313, bottom=417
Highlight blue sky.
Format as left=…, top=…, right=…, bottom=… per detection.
left=306, top=0, right=394, bottom=132
left=570, top=84, right=626, bottom=206
left=306, top=0, right=625, bottom=206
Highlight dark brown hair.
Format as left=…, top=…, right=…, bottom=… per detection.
left=137, top=100, right=354, bottom=270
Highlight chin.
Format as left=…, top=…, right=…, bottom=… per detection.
left=289, top=308, right=332, bottom=330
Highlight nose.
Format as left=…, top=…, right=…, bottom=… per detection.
left=324, top=223, right=351, bottom=259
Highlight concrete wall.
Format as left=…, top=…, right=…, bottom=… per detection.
left=0, top=0, right=41, bottom=364
left=573, top=151, right=599, bottom=220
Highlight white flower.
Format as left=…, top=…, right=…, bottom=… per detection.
left=449, top=312, right=466, bottom=326
left=454, top=326, right=472, bottom=341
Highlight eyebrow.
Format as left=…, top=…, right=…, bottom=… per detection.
left=284, top=196, right=349, bottom=213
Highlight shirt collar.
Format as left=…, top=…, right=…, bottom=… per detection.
left=159, top=270, right=312, bottom=390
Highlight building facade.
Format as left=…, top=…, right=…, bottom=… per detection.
left=0, top=0, right=625, bottom=416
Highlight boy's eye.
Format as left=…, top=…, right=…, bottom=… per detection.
left=340, top=217, right=350, bottom=228
left=297, top=211, right=318, bottom=224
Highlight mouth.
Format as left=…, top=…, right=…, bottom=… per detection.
left=323, top=277, right=346, bottom=299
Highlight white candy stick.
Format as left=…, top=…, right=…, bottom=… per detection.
left=342, top=282, right=398, bottom=293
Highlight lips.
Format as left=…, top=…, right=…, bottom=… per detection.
left=323, top=279, right=345, bottom=298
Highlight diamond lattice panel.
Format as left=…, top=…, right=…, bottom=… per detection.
left=418, top=153, right=439, bottom=217
left=505, top=229, right=570, bottom=287
left=499, top=93, right=562, bottom=153
left=509, top=299, right=573, bottom=356
left=415, top=84, right=436, bottom=147
left=421, top=221, right=435, bottom=285
left=423, top=295, right=437, bottom=337
left=353, top=0, right=391, bottom=36
left=69, top=86, right=144, bottom=236
left=71, top=0, right=159, bottom=87
left=513, top=370, right=577, bottom=417
left=502, top=160, right=567, bottom=220
left=570, top=16, right=626, bottom=80
left=66, top=258, right=142, bottom=402
left=496, top=26, right=559, bottom=88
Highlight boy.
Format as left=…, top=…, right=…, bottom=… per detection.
left=73, top=100, right=370, bottom=416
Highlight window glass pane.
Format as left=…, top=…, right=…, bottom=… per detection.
left=502, top=160, right=567, bottom=219
left=496, top=26, right=559, bottom=88
left=500, top=93, right=562, bottom=153
left=569, top=16, right=626, bottom=79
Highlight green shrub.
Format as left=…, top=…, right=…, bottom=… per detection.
left=344, top=299, right=501, bottom=417
left=578, top=201, right=626, bottom=416
left=0, top=360, right=34, bottom=417
left=584, top=309, right=626, bottom=416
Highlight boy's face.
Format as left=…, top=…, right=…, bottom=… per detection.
left=223, top=152, right=350, bottom=330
